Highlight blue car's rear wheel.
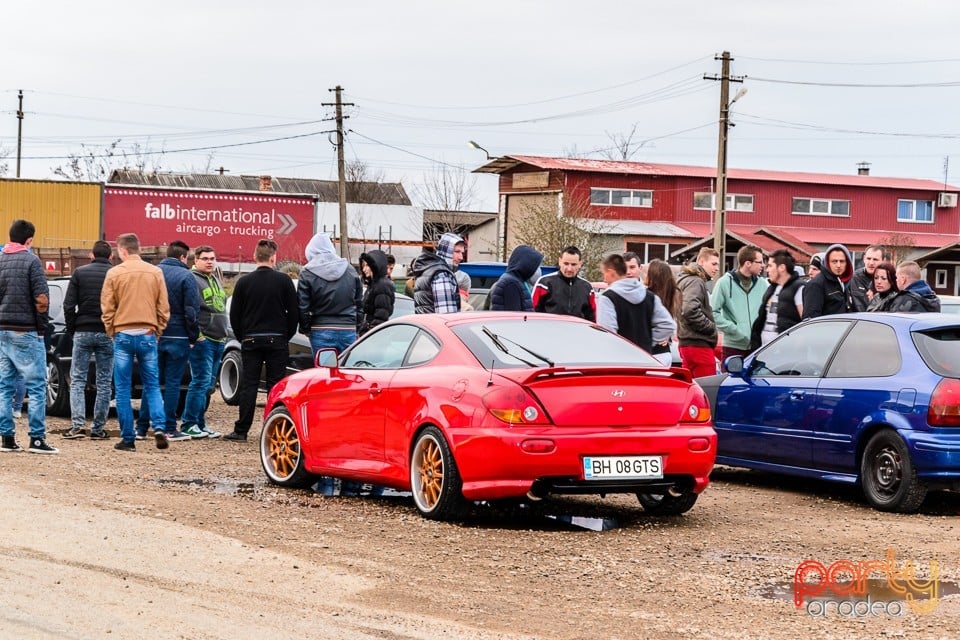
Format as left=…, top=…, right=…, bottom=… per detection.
left=861, top=430, right=926, bottom=513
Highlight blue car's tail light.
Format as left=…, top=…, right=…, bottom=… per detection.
left=927, top=378, right=960, bottom=427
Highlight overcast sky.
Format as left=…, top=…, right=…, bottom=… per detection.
left=3, top=1, right=960, bottom=210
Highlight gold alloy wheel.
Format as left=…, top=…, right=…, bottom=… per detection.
left=264, top=414, right=301, bottom=480
left=414, top=436, right=444, bottom=509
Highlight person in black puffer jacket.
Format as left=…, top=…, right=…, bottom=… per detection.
left=0, top=219, right=55, bottom=454
left=887, top=261, right=941, bottom=312
left=490, top=245, right=543, bottom=311
left=359, top=249, right=395, bottom=334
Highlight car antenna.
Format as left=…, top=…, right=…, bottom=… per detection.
left=487, top=360, right=495, bottom=386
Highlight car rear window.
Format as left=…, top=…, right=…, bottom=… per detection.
left=452, top=319, right=662, bottom=369
left=913, top=328, right=960, bottom=378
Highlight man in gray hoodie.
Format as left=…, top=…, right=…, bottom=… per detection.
left=597, top=253, right=676, bottom=358
left=297, top=233, right=363, bottom=356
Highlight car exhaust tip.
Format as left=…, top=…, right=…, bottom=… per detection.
left=667, top=485, right=685, bottom=498
left=527, top=480, right=548, bottom=501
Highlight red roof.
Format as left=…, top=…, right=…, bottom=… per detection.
left=497, top=155, right=959, bottom=192
left=670, top=224, right=955, bottom=251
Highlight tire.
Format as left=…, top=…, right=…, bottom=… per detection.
left=861, top=430, right=927, bottom=513
left=637, top=490, right=699, bottom=516
left=410, top=426, right=466, bottom=520
left=260, top=406, right=315, bottom=488
left=46, top=357, right=71, bottom=417
left=218, top=350, right=242, bottom=405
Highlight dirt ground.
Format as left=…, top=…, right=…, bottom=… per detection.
left=2, top=396, right=960, bottom=639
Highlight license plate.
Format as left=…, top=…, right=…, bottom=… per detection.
left=582, top=455, right=663, bottom=480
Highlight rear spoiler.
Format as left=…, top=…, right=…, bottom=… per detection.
left=521, top=365, right=693, bottom=385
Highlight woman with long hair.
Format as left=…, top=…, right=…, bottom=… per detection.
left=867, top=261, right=899, bottom=312
left=644, top=259, right=682, bottom=366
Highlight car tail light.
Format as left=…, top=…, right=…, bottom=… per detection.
left=482, top=386, right=550, bottom=425
left=680, top=385, right=712, bottom=423
left=928, top=378, right=960, bottom=426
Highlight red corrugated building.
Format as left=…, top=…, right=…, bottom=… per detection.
left=475, top=156, right=960, bottom=291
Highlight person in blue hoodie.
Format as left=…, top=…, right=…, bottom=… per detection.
left=888, top=261, right=941, bottom=312
left=489, top=245, right=543, bottom=311
left=597, top=253, right=676, bottom=356
left=297, top=232, right=363, bottom=357
left=802, top=243, right=854, bottom=319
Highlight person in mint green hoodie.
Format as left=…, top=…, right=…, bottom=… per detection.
left=710, top=245, right=767, bottom=367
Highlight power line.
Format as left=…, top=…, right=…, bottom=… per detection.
left=20, top=129, right=329, bottom=160
left=749, top=77, right=960, bottom=88
left=738, top=55, right=960, bottom=66
left=348, top=55, right=712, bottom=110
left=348, top=130, right=468, bottom=170
left=737, top=112, right=960, bottom=139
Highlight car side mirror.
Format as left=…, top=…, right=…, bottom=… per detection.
left=725, top=355, right=745, bottom=377
left=315, top=348, right=339, bottom=369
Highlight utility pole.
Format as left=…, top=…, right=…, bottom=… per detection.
left=705, top=52, right=744, bottom=276
left=322, top=86, right=354, bottom=259
left=16, top=90, right=24, bottom=177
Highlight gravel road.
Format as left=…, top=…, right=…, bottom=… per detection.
left=1, top=396, right=958, bottom=639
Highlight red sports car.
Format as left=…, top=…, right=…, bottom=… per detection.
left=259, top=312, right=717, bottom=520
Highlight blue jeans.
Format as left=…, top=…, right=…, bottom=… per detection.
left=137, top=337, right=190, bottom=433
left=12, top=374, right=25, bottom=412
left=70, top=331, right=114, bottom=431
left=0, top=330, right=47, bottom=439
left=114, top=333, right=165, bottom=443
left=181, top=338, right=225, bottom=430
left=309, top=328, right=356, bottom=358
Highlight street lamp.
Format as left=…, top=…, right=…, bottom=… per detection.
left=468, top=140, right=495, bottom=161
left=468, top=140, right=502, bottom=261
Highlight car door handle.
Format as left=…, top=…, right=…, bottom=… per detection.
left=789, top=391, right=805, bottom=400
left=369, top=384, right=382, bottom=397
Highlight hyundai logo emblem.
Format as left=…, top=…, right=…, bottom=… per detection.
left=611, top=390, right=625, bottom=398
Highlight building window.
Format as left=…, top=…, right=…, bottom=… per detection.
left=936, top=269, right=948, bottom=289
left=693, top=192, right=754, bottom=212
left=897, top=199, right=934, bottom=223
left=791, top=198, right=850, bottom=217
left=590, top=188, right=652, bottom=207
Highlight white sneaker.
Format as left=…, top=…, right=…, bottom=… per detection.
left=201, top=426, right=222, bottom=439
left=13, top=410, right=22, bottom=419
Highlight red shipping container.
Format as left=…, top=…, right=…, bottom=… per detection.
left=103, top=186, right=316, bottom=263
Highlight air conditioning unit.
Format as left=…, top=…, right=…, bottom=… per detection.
left=938, top=192, right=958, bottom=208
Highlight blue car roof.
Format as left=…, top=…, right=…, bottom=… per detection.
left=808, top=312, right=960, bottom=332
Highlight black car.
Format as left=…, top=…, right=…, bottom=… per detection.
left=45, top=277, right=190, bottom=417
left=218, top=293, right=414, bottom=404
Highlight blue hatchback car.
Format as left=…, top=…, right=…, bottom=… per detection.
left=696, top=313, right=960, bottom=513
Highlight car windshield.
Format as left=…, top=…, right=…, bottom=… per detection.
left=913, top=327, right=960, bottom=378
left=452, top=319, right=662, bottom=369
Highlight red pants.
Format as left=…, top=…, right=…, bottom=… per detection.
left=679, top=346, right=717, bottom=378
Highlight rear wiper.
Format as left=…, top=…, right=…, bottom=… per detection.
left=482, top=326, right=554, bottom=367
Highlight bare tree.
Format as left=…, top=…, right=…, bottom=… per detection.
left=877, top=232, right=917, bottom=264
left=511, top=192, right=619, bottom=281
left=412, top=163, right=479, bottom=212
left=51, top=139, right=167, bottom=181
left=346, top=160, right=390, bottom=204
left=599, top=123, right=646, bottom=161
